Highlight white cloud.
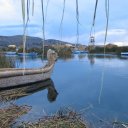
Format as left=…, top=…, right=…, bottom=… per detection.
left=94, top=29, right=128, bottom=46
left=95, top=29, right=127, bottom=37
left=0, top=0, right=22, bottom=25
left=0, top=1, right=14, bottom=16
left=113, top=42, right=128, bottom=46
left=0, top=0, right=128, bottom=46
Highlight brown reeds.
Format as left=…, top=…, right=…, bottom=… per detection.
left=19, top=108, right=87, bottom=128
left=0, top=56, right=15, bottom=68
left=0, top=88, right=27, bottom=102
left=0, top=104, right=31, bottom=128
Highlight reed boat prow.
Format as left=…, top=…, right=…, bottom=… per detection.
left=0, top=49, right=58, bottom=89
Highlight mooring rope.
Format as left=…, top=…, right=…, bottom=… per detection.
left=76, top=0, right=79, bottom=45
left=98, top=0, right=109, bottom=104
left=56, top=0, right=66, bottom=52
left=59, top=0, right=66, bottom=41
left=41, top=0, right=45, bottom=60
left=89, top=0, right=98, bottom=39
left=21, top=0, right=30, bottom=75
left=21, top=0, right=26, bottom=75
left=32, top=0, right=34, bottom=16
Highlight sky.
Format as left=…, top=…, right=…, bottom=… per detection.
left=0, top=0, right=128, bottom=46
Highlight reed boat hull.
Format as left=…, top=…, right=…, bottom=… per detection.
left=0, top=69, right=53, bottom=89
left=0, top=49, right=57, bottom=89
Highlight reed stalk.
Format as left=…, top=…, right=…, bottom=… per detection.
left=19, top=108, right=87, bottom=128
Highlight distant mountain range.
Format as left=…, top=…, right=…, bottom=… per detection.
left=0, top=35, right=74, bottom=48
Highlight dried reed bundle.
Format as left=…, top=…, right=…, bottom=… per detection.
left=19, top=108, right=87, bottom=128
left=0, top=88, right=27, bottom=102
left=0, top=56, right=15, bottom=68
left=0, top=104, right=31, bottom=128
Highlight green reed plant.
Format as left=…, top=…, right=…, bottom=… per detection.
left=0, top=56, right=15, bottom=68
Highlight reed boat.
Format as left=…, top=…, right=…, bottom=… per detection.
left=121, top=52, right=128, bottom=56
left=18, top=52, right=38, bottom=57
left=0, top=49, right=57, bottom=89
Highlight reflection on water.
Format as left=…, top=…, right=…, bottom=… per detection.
left=1, top=54, right=128, bottom=127
left=120, top=55, right=128, bottom=60
left=55, top=54, right=128, bottom=127
left=87, top=54, right=95, bottom=65
left=78, top=54, right=87, bottom=60
left=0, top=79, right=58, bottom=103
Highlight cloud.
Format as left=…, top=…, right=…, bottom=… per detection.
left=93, top=29, right=128, bottom=46
left=113, top=42, right=128, bottom=46
left=95, top=29, right=127, bottom=37
left=0, top=0, right=22, bottom=25
left=0, top=24, right=41, bottom=36
left=0, top=24, right=40, bottom=29
left=0, top=1, right=14, bottom=17
left=0, top=0, right=128, bottom=46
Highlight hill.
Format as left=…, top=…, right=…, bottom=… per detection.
left=0, top=35, right=73, bottom=48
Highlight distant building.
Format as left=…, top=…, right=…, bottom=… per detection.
left=65, top=44, right=73, bottom=47
left=8, top=45, right=16, bottom=48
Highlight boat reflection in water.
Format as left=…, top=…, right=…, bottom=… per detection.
left=0, top=79, right=58, bottom=103
left=87, top=54, right=95, bottom=65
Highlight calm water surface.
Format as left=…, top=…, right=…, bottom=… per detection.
left=1, top=54, right=128, bottom=127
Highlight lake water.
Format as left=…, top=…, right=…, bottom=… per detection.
left=1, top=54, right=128, bottom=127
